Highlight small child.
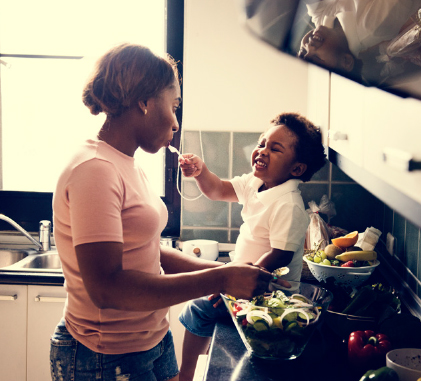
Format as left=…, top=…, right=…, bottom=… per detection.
left=177, top=112, right=326, bottom=381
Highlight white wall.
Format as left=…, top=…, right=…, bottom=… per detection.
left=182, top=0, right=309, bottom=132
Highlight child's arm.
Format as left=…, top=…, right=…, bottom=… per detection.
left=254, top=248, right=294, bottom=273
left=179, top=154, right=238, bottom=202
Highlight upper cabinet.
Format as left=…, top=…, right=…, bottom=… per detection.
left=307, top=66, right=421, bottom=228
left=329, top=73, right=365, bottom=167
left=362, top=86, right=421, bottom=207
left=307, top=65, right=330, bottom=147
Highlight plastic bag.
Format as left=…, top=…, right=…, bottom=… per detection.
left=304, top=195, right=336, bottom=250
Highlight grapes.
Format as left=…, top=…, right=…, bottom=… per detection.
left=308, top=251, right=331, bottom=266
left=322, top=259, right=331, bottom=266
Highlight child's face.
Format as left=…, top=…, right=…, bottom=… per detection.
left=298, top=25, right=349, bottom=70
left=251, top=125, right=305, bottom=189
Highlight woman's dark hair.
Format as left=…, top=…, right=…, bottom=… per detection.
left=271, top=112, right=326, bottom=182
left=82, top=43, right=180, bottom=117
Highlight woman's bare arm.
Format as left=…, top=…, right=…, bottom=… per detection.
left=75, top=242, right=272, bottom=311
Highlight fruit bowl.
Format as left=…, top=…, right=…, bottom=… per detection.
left=221, top=281, right=333, bottom=360
left=303, top=255, right=380, bottom=287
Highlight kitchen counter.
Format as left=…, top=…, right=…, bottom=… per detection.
left=0, top=270, right=64, bottom=285
left=204, top=317, right=359, bottom=381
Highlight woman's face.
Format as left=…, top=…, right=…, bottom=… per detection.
left=298, top=26, right=348, bottom=69
left=251, top=125, right=302, bottom=189
left=139, top=80, right=181, bottom=154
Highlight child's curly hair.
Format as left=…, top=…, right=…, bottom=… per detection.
left=271, top=112, right=326, bottom=182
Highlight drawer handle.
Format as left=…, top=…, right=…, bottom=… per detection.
left=329, top=130, right=348, bottom=141
left=35, top=295, right=66, bottom=303
left=383, top=147, right=421, bottom=172
left=0, top=294, right=17, bottom=301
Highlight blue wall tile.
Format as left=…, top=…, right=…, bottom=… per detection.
left=232, top=132, right=261, bottom=176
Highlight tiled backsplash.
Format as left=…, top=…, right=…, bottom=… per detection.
left=180, top=130, right=421, bottom=305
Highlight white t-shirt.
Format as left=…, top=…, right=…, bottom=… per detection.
left=307, top=0, right=421, bottom=57
left=230, top=173, right=310, bottom=282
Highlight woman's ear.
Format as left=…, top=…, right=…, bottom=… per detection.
left=341, top=53, right=355, bottom=72
left=291, top=163, right=307, bottom=177
left=138, top=100, right=148, bottom=115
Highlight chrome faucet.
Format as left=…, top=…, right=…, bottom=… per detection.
left=0, top=214, right=51, bottom=252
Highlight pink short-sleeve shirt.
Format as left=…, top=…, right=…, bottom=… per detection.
left=53, top=139, right=169, bottom=354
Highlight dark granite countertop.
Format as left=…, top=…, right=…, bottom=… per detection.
left=204, top=317, right=361, bottom=381
left=0, top=270, right=64, bottom=285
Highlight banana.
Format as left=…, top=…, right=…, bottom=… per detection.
left=335, top=250, right=377, bottom=262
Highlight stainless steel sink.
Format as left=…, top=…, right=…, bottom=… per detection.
left=0, top=248, right=38, bottom=267
left=18, top=253, right=62, bottom=270
left=0, top=250, right=62, bottom=273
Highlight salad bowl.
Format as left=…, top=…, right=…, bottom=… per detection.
left=221, top=281, right=333, bottom=360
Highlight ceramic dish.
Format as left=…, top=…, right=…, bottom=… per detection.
left=386, top=348, right=421, bottom=381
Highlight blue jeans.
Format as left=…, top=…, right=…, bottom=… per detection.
left=178, top=295, right=229, bottom=337
left=50, top=319, right=179, bottom=381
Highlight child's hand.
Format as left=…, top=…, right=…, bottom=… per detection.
left=208, top=293, right=223, bottom=308
left=179, top=154, right=203, bottom=177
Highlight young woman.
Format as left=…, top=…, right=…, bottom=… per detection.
left=50, top=43, right=273, bottom=381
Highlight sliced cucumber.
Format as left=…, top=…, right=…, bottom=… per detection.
left=253, top=320, right=270, bottom=331
left=236, top=310, right=248, bottom=322
left=298, top=311, right=315, bottom=322
left=282, top=311, right=298, bottom=322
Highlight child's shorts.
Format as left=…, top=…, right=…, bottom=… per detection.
left=178, top=295, right=229, bottom=337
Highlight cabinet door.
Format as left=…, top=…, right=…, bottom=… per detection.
left=307, top=64, right=330, bottom=147
left=329, top=73, right=364, bottom=166
left=363, top=87, right=421, bottom=205
left=0, top=284, right=27, bottom=381
left=27, top=285, right=67, bottom=381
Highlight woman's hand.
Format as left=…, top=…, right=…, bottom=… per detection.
left=219, top=262, right=273, bottom=300
left=179, top=154, right=203, bottom=177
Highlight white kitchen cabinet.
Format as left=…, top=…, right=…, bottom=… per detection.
left=307, top=64, right=330, bottom=147
left=0, top=284, right=66, bottom=381
left=27, top=285, right=66, bottom=381
left=329, top=73, right=365, bottom=167
left=0, top=284, right=27, bottom=381
left=362, top=86, right=421, bottom=205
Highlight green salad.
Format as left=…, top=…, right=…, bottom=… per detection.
left=224, top=290, right=321, bottom=359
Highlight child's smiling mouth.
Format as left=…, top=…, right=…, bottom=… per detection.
left=254, top=160, right=267, bottom=169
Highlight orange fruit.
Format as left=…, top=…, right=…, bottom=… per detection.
left=331, top=231, right=359, bottom=249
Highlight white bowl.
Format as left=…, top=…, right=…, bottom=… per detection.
left=182, top=240, right=219, bottom=261
left=303, top=255, right=380, bottom=287
left=386, top=348, right=421, bottom=381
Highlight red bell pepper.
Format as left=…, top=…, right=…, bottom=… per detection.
left=232, top=303, right=243, bottom=317
left=348, top=330, right=392, bottom=370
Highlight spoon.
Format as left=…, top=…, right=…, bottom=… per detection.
left=168, top=145, right=181, bottom=156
